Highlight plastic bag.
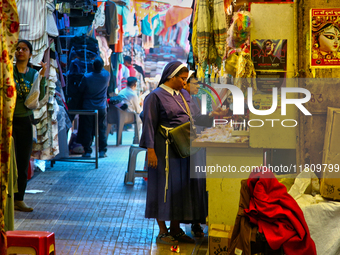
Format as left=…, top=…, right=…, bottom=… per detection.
left=24, top=72, right=41, bottom=110
left=225, top=51, right=239, bottom=77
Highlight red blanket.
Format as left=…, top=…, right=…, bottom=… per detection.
left=244, top=167, right=317, bottom=255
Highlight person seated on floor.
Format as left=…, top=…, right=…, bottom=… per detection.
left=77, top=57, right=110, bottom=158
left=118, top=77, right=142, bottom=144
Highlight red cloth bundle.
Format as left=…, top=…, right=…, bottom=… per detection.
left=244, top=167, right=317, bottom=255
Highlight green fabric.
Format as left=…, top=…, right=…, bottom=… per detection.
left=14, top=66, right=46, bottom=117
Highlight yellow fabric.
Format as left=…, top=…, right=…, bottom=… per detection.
left=0, top=0, right=19, bottom=251
left=192, top=0, right=199, bottom=59
left=197, top=0, right=211, bottom=66
left=213, top=0, right=227, bottom=59
left=235, top=51, right=257, bottom=94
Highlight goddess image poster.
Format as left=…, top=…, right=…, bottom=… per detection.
left=251, top=39, right=287, bottom=71
left=311, top=8, right=340, bottom=68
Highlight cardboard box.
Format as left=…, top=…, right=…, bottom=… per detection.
left=209, top=224, right=233, bottom=255
left=321, top=107, right=340, bottom=200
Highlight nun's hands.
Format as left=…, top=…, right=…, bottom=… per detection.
left=147, top=148, right=158, bottom=169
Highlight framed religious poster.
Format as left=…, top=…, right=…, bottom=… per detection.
left=311, top=8, right=340, bottom=68
left=251, top=39, right=287, bottom=71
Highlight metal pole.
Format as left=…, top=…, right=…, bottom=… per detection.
left=95, top=110, right=99, bottom=169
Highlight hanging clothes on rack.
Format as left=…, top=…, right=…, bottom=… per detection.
left=17, top=0, right=49, bottom=66
left=105, top=0, right=119, bottom=47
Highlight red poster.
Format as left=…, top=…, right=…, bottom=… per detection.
left=311, top=8, right=340, bottom=68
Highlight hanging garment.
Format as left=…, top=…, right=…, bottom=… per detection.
left=46, top=0, right=59, bottom=37
left=164, top=6, right=193, bottom=28
left=142, top=15, right=153, bottom=36
left=32, top=63, right=59, bottom=160
left=213, top=0, right=227, bottom=59
left=105, top=0, right=119, bottom=45
left=207, top=0, right=221, bottom=71
left=192, top=0, right=199, bottom=59
left=0, top=1, right=19, bottom=253
left=94, top=3, right=105, bottom=29
left=96, top=36, right=112, bottom=66
left=196, top=0, right=211, bottom=68
left=115, top=6, right=124, bottom=53
left=17, top=0, right=48, bottom=65
left=16, top=0, right=46, bottom=40
left=134, top=0, right=151, bottom=32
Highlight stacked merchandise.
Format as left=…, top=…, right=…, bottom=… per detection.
left=144, top=61, right=157, bottom=77
left=155, top=61, right=167, bottom=76
left=144, top=46, right=188, bottom=78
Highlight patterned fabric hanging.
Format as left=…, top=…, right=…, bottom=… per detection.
left=234, top=50, right=257, bottom=94
left=197, top=0, right=211, bottom=69
left=207, top=0, right=221, bottom=72
left=192, top=0, right=199, bottom=60
left=0, top=0, right=20, bottom=253
left=213, top=0, right=227, bottom=59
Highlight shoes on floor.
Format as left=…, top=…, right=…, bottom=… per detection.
left=82, top=152, right=91, bottom=158
left=191, top=223, right=205, bottom=237
left=14, top=200, right=33, bottom=212
left=171, top=228, right=195, bottom=243
left=156, top=233, right=178, bottom=245
left=99, top=151, right=107, bottom=158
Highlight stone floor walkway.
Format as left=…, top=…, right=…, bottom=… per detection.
left=14, top=130, right=208, bottom=255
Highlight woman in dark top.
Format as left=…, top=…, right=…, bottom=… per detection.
left=140, top=61, right=206, bottom=244
left=13, top=40, right=46, bottom=212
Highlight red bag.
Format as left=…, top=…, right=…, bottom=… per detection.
left=28, top=158, right=34, bottom=180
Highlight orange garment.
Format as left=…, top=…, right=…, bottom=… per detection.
left=164, top=6, right=192, bottom=28
left=115, top=13, right=124, bottom=53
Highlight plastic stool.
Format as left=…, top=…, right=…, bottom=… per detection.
left=6, top=230, right=55, bottom=255
left=124, top=145, right=148, bottom=185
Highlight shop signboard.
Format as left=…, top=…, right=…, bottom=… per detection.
left=310, top=8, right=340, bottom=68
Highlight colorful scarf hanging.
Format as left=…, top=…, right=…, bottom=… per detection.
left=207, top=0, right=221, bottom=73
left=134, top=1, right=151, bottom=32
left=213, top=0, right=227, bottom=59
left=192, top=0, right=199, bottom=60
left=197, top=0, right=211, bottom=68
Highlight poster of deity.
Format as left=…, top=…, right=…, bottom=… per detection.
left=311, top=8, right=340, bottom=68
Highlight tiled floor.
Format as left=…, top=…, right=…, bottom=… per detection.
left=14, top=130, right=208, bottom=255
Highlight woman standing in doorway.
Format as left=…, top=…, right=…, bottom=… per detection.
left=13, top=40, right=46, bottom=212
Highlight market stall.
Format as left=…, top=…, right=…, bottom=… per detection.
left=187, top=0, right=330, bottom=254
left=190, top=0, right=296, bottom=224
